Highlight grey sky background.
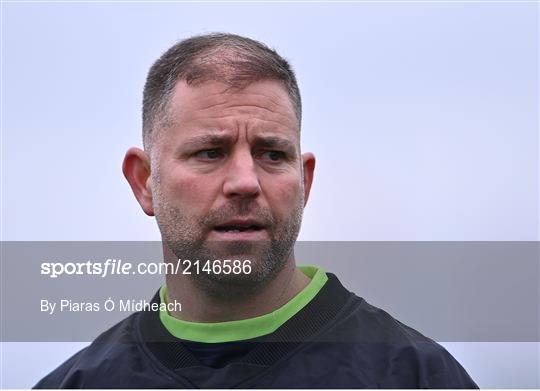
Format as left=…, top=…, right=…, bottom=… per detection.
left=1, top=1, right=538, bottom=388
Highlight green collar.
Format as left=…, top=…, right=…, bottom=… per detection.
left=159, top=265, right=328, bottom=343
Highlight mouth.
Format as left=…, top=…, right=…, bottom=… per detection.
left=210, top=220, right=267, bottom=239
left=214, top=225, right=264, bottom=233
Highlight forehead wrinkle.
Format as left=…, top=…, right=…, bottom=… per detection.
left=172, top=102, right=297, bottom=133
left=192, top=84, right=293, bottom=109
left=172, top=84, right=297, bottom=121
left=249, top=92, right=296, bottom=119
left=168, top=101, right=297, bottom=133
left=223, top=105, right=297, bottom=131
left=193, top=96, right=293, bottom=121
left=197, top=114, right=297, bottom=137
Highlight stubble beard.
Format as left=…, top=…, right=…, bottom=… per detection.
left=153, top=192, right=304, bottom=300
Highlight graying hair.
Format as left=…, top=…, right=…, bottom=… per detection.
left=142, top=33, right=302, bottom=148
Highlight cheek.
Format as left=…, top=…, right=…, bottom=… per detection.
left=159, top=169, right=218, bottom=206
left=263, top=176, right=303, bottom=211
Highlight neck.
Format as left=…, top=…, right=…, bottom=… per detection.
left=163, top=249, right=310, bottom=323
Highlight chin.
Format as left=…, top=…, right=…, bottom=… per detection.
left=191, top=256, right=288, bottom=300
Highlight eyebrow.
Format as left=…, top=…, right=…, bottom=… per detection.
left=182, top=134, right=234, bottom=150
left=181, top=134, right=297, bottom=155
left=252, top=136, right=297, bottom=156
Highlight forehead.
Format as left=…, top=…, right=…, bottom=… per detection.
left=164, top=79, right=299, bottom=136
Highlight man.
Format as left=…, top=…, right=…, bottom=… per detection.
left=35, top=33, right=478, bottom=388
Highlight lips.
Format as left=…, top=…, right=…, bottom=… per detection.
left=213, top=220, right=265, bottom=233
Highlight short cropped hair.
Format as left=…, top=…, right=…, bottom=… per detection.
left=142, top=33, right=302, bottom=148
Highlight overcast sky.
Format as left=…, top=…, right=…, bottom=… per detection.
left=1, top=1, right=538, bottom=388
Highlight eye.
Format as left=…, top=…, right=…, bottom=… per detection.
left=195, top=149, right=223, bottom=160
left=260, top=150, right=286, bottom=162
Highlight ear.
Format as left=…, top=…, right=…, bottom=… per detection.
left=301, top=152, right=315, bottom=206
left=122, top=147, right=155, bottom=216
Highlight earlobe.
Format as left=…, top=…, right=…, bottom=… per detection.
left=301, top=152, right=316, bottom=206
left=122, top=147, right=155, bottom=216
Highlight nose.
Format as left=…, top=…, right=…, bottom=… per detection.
left=222, top=150, right=261, bottom=198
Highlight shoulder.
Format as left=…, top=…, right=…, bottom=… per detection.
left=331, top=293, right=478, bottom=388
left=310, top=273, right=478, bottom=388
left=33, top=313, right=144, bottom=389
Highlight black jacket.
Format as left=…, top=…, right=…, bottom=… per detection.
left=34, top=273, right=478, bottom=388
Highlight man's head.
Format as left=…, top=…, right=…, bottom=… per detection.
left=141, top=33, right=302, bottom=151
left=123, top=33, right=315, bottom=297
